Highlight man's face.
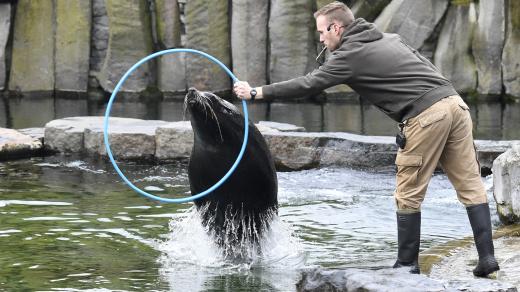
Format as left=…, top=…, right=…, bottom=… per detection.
left=316, top=15, right=342, bottom=51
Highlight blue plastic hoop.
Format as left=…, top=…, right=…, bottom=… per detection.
left=103, top=48, right=248, bottom=203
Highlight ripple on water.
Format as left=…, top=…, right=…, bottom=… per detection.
left=0, top=200, right=72, bottom=207
left=23, top=217, right=81, bottom=221
left=36, top=160, right=106, bottom=174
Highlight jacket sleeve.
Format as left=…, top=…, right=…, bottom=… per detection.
left=261, top=51, right=353, bottom=101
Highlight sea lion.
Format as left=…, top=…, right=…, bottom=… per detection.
left=184, top=87, right=278, bottom=258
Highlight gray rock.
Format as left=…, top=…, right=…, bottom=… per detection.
left=156, top=0, right=181, bottom=48
left=298, top=267, right=517, bottom=292
left=374, top=0, right=448, bottom=49
left=320, top=133, right=397, bottom=169
left=502, top=1, right=520, bottom=99
left=264, top=132, right=323, bottom=170
left=472, top=0, right=506, bottom=97
left=0, top=3, right=10, bottom=90
left=90, top=0, right=109, bottom=73
left=95, top=1, right=154, bottom=93
left=374, top=0, right=404, bottom=32
left=55, top=0, right=91, bottom=92
left=0, top=128, right=42, bottom=160
left=156, top=0, right=186, bottom=94
left=351, top=0, right=392, bottom=22
left=8, top=0, right=54, bottom=92
left=45, top=116, right=168, bottom=159
left=155, top=121, right=193, bottom=160
left=434, top=3, right=477, bottom=93
left=231, top=0, right=268, bottom=86
left=84, top=118, right=168, bottom=159
left=44, top=117, right=104, bottom=153
left=264, top=131, right=395, bottom=171
left=185, top=1, right=231, bottom=92
left=493, top=144, right=520, bottom=224
left=18, top=128, right=45, bottom=143
left=269, top=0, right=317, bottom=83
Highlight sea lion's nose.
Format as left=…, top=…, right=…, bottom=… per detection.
left=187, top=87, right=197, bottom=97
left=186, top=87, right=198, bottom=104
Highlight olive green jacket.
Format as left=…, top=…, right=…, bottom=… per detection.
left=262, top=18, right=457, bottom=122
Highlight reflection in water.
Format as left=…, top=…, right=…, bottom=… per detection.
left=2, top=94, right=520, bottom=139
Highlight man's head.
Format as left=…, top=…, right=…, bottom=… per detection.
left=314, top=1, right=355, bottom=51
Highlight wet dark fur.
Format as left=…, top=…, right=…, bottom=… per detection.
left=184, top=88, right=278, bottom=258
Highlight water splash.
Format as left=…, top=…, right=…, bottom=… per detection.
left=157, top=206, right=305, bottom=270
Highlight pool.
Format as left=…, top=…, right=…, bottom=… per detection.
left=0, top=155, right=498, bottom=291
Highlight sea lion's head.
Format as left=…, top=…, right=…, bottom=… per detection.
left=184, top=87, right=245, bottom=145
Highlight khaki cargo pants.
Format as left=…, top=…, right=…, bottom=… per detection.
left=394, top=95, right=487, bottom=211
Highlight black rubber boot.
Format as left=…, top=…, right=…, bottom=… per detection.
left=467, top=203, right=500, bottom=277
left=393, top=211, right=421, bottom=274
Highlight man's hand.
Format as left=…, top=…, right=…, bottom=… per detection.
left=233, top=81, right=253, bottom=100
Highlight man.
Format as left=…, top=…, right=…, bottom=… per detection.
left=234, top=1, right=499, bottom=277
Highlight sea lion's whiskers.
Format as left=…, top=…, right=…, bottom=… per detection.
left=194, top=94, right=223, bottom=141
left=182, top=97, right=189, bottom=121
left=206, top=105, right=223, bottom=142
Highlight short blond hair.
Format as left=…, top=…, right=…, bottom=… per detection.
left=314, top=1, right=354, bottom=27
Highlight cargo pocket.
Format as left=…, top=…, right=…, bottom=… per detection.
left=418, top=111, right=446, bottom=128
left=458, top=100, right=470, bottom=111
left=395, top=154, right=423, bottom=190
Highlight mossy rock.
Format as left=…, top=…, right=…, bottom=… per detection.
left=8, top=0, right=54, bottom=92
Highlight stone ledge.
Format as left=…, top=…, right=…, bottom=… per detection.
left=14, top=116, right=514, bottom=172
left=0, top=127, right=43, bottom=160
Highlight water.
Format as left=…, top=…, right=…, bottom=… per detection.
left=2, top=94, right=520, bottom=140
left=430, top=237, right=520, bottom=287
left=0, top=155, right=499, bottom=291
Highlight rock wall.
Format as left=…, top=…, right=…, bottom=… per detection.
left=0, top=4, right=10, bottom=90
left=269, top=0, right=317, bottom=83
left=55, top=0, right=91, bottom=93
left=8, top=0, right=54, bottom=92
left=95, top=0, right=154, bottom=93
left=375, top=0, right=449, bottom=50
left=1, top=0, right=520, bottom=100
left=351, top=0, right=392, bottom=22
left=502, top=0, right=520, bottom=98
left=472, top=0, right=505, bottom=97
left=90, top=0, right=109, bottom=75
left=434, top=2, right=477, bottom=93
left=231, top=0, right=269, bottom=87
left=185, top=0, right=231, bottom=92
left=156, top=0, right=186, bottom=94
